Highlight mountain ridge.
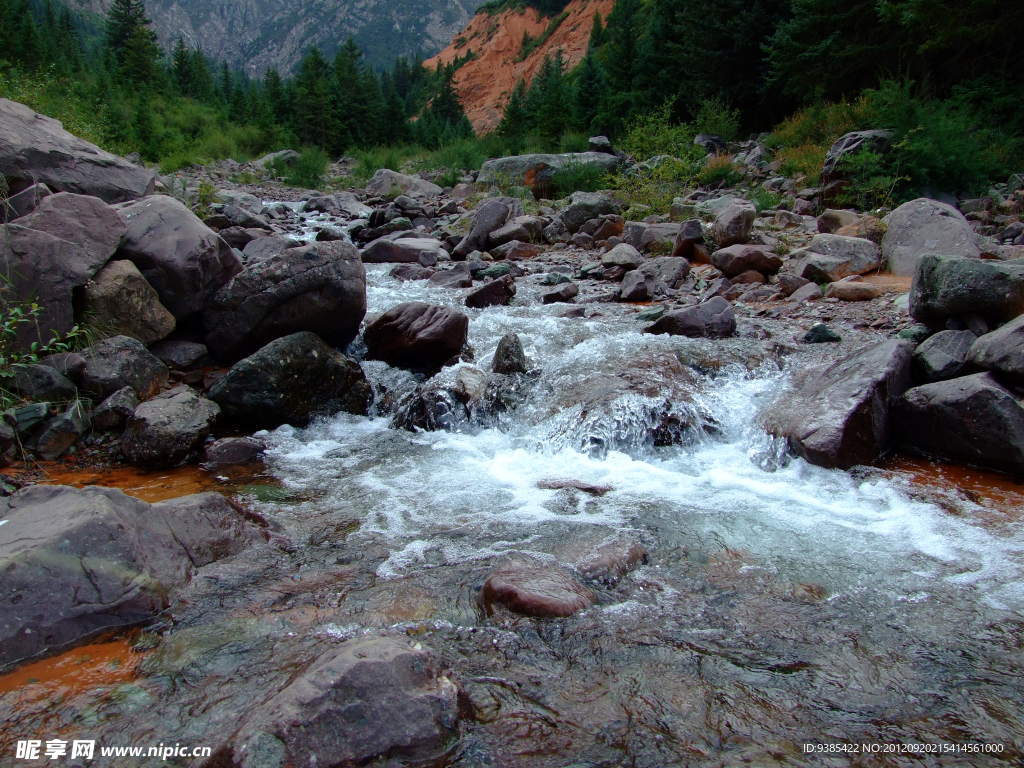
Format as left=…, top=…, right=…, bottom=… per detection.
left=67, top=0, right=487, bottom=74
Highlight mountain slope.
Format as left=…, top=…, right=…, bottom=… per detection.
left=67, top=0, right=487, bottom=74
left=424, top=0, right=614, bottom=134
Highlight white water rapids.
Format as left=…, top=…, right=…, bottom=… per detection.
left=257, top=264, right=1024, bottom=613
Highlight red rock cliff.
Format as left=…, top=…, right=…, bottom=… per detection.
left=424, top=0, right=615, bottom=135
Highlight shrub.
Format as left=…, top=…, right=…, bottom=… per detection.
left=692, top=97, right=742, bottom=141
left=750, top=187, right=787, bottom=212
left=775, top=143, right=824, bottom=185
left=619, top=101, right=701, bottom=162
left=272, top=147, right=329, bottom=189
left=550, top=159, right=608, bottom=198
left=609, top=157, right=695, bottom=215
left=558, top=131, right=590, bottom=153
left=695, top=155, right=743, bottom=188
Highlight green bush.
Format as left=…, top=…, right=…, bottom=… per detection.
left=750, top=187, right=787, bottom=212
left=692, top=97, right=742, bottom=141
left=609, top=156, right=695, bottom=215
left=695, top=155, right=743, bottom=188
left=619, top=101, right=701, bottom=162
left=550, top=159, right=608, bottom=198
left=271, top=147, right=329, bottom=189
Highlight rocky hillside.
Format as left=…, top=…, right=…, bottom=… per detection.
left=424, top=0, right=614, bottom=134
left=67, top=0, right=487, bottom=73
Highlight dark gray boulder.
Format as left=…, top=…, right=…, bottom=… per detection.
left=882, top=197, right=980, bottom=276
left=26, top=402, right=90, bottom=460
left=204, top=240, right=366, bottom=362
left=711, top=244, right=783, bottom=277
left=226, top=636, right=461, bottom=768
left=967, top=315, right=1024, bottom=386
left=80, top=336, right=169, bottom=400
left=466, top=276, right=516, bottom=308
left=541, top=283, right=580, bottom=304
left=453, top=199, right=511, bottom=258
left=645, top=297, right=736, bottom=339
left=910, top=254, right=1024, bottom=327
left=0, top=182, right=51, bottom=223
left=121, top=386, right=220, bottom=468
left=763, top=339, right=913, bottom=469
left=9, top=364, right=77, bottom=402
left=92, top=387, right=139, bottom=432
left=912, top=329, right=976, bottom=382
left=204, top=437, right=265, bottom=467
left=492, top=333, right=528, bottom=375
left=0, top=98, right=156, bottom=202
left=619, top=269, right=657, bottom=302
left=362, top=237, right=446, bottom=266
left=558, top=191, right=622, bottom=234
left=209, top=332, right=372, bottom=429
left=429, top=263, right=473, bottom=289
left=115, top=195, right=241, bottom=320
left=149, top=340, right=209, bottom=370
left=898, top=373, right=1024, bottom=474
left=0, top=486, right=262, bottom=667
left=364, top=302, right=468, bottom=373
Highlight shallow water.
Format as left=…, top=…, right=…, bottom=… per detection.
left=2, top=263, right=1022, bottom=766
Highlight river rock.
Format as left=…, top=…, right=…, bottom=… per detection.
left=712, top=200, right=755, bottom=247
left=824, top=277, right=883, bottom=301
left=763, top=339, right=913, bottom=469
left=883, top=198, right=980, bottom=276
left=362, top=237, right=446, bottom=266
left=672, top=218, right=707, bottom=260
left=0, top=485, right=261, bottom=667
left=909, top=254, right=1024, bottom=327
left=541, top=283, right=579, bottom=304
left=228, top=636, right=460, bottom=768
left=82, top=260, right=176, bottom=345
left=491, top=240, right=543, bottom=260
left=203, top=437, right=265, bottom=467
left=492, top=333, right=528, bottom=375
left=122, top=386, right=220, bottom=468
left=9, top=364, right=77, bottom=402
left=0, top=182, right=50, bottom=223
left=711, top=244, right=782, bottom=277
left=365, top=302, right=468, bottom=373
left=623, top=221, right=681, bottom=253
left=489, top=214, right=546, bottom=246
left=365, top=168, right=443, bottom=198
left=0, top=200, right=122, bottom=349
left=619, top=269, right=657, bottom=301
left=645, top=297, right=736, bottom=339
left=898, top=373, right=1024, bottom=473
left=92, top=387, right=138, bottom=432
left=453, top=199, right=511, bottom=259
left=26, top=402, right=90, bottom=460
left=577, top=539, right=648, bottom=586
left=390, top=263, right=434, bottom=281
left=913, top=330, right=976, bottom=382
left=817, top=209, right=860, bottom=234
left=149, top=340, right=209, bottom=371
left=477, top=152, right=621, bottom=196
left=967, top=315, right=1024, bottom=386
left=0, top=98, right=156, bottom=202
left=204, top=240, right=366, bottom=362
left=80, top=335, right=168, bottom=400
left=602, top=243, right=643, bottom=270
left=210, top=332, right=372, bottom=429
left=558, top=191, right=622, bottom=234
left=304, top=192, right=372, bottom=219
left=466, top=275, right=516, bottom=309
left=790, top=234, right=881, bottom=282
left=482, top=563, right=594, bottom=617
left=429, top=263, right=473, bottom=289
left=115, top=195, right=240, bottom=319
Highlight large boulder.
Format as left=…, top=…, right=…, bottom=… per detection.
left=453, top=199, right=511, bottom=259
left=121, top=386, right=220, bottom=468
left=466, top=276, right=516, bottom=309
left=0, top=485, right=262, bottom=667
left=1, top=194, right=125, bottom=348
left=882, top=198, right=980, bottom=276
left=204, top=240, right=366, bottom=362
left=821, top=130, right=893, bottom=184
left=115, top=195, right=241, bottom=319
left=558, top=191, right=622, bottom=234
left=967, top=315, right=1024, bottom=386
left=209, top=332, right=372, bottom=430
left=913, top=329, right=976, bottom=382
left=763, top=339, right=913, bottom=469
left=477, top=152, right=621, bottom=196
left=304, top=191, right=372, bottom=219
left=909, top=254, right=1024, bottom=327
left=645, top=297, right=736, bottom=339
left=364, top=302, right=468, bottom=374
left=362, top=237, right=446, bottom=267
left=601, top=242, right=644, bottom=270
left=711, top=200, right=755, bottom=247
left=82, top=260, right=176, bottom=345
left=789, top=234, right=881, bottom=282
left=365, top=168, right=443, bottom=198
left=226, top=636, right=461, bottom=768
left=80, top=335, right=168, bottom=401
left=711, top=244, right=782, bottom=277
left=898, top=373, right=1024, bottom=473
left=0, top=98, right=156, bottom=202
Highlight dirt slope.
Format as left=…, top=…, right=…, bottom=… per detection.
left=424, top=0, right=615, bottom=134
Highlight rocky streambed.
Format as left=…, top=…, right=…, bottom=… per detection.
left=3, top=103, right=1024, bottom=765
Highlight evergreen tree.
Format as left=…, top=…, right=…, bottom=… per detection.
left=292, top=47, right=334, bottom=150
left=105, top=0, right=160, bottom=83
left=573, top=53, right=604, bottom=134
left=497, top=80, right=528, bottom=142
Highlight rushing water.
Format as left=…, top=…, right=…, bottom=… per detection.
left=245, top=265, right=1024, bottom=763
left=3, top=262, right=1023, bottom=767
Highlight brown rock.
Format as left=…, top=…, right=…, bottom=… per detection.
left=482, top=564, right=594, bottom=617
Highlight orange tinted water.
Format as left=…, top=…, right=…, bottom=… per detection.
left=0, top=637, right=143, bottom=701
